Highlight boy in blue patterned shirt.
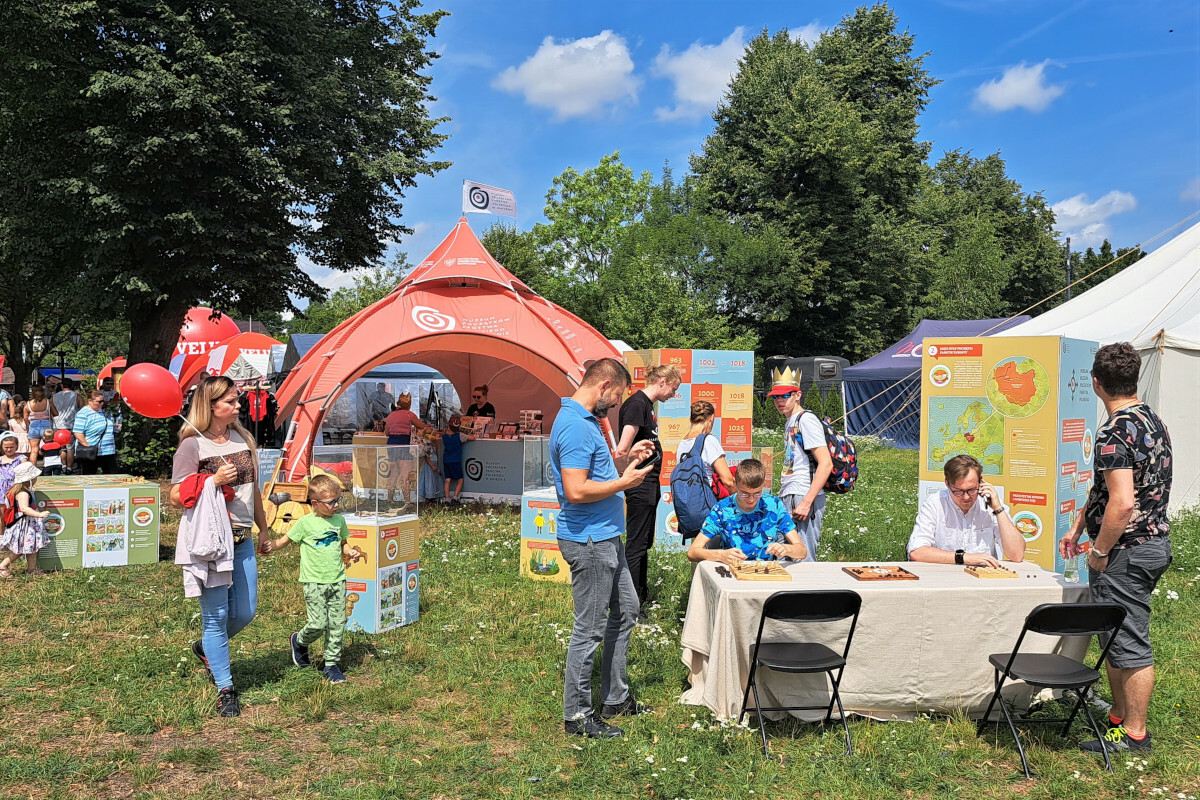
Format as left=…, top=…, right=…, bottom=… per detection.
left=685, top=459, right=806, bottom=565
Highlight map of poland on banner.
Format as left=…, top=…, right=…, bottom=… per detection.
left=462, top=181, right=517, bottom=217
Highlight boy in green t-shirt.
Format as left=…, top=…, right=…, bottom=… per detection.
left=267, top=475, right=353, bottom=683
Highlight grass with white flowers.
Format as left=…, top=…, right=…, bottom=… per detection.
left=0, top=442, right=1198, bottom=799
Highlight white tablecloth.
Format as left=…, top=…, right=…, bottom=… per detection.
left=679, top=561, right=1091, bottom=721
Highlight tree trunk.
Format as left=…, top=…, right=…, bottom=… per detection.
left=125, top=296, right=191, bottom=450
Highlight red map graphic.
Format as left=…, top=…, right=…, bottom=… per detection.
left=993, top=361, right=1037, bottom=405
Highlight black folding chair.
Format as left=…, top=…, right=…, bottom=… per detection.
left=737, top=589, right=862, bottom=757
left=977, top=602, right=1127, bottom=777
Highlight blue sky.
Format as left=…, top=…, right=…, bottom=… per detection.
left=301, top=0, right=1200, bottom=298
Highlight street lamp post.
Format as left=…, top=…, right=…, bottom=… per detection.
left=36, top=329, right=82, bottom=386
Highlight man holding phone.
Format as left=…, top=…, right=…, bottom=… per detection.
left=551, top=358, right=657, bottom=739
left=907, top=454, right=1025, bottom=566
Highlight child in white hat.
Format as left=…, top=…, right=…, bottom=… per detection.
left=0, top=461, right=50, bottom=577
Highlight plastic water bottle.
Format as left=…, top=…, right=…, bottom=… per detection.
left=1062, top=543, right=1079, bottom=583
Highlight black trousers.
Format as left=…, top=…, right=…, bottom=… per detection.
left=79, top=454, right=118, bottom=475
left=624, top=490, right=659, bottom=608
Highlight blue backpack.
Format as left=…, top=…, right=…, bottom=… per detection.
left=671, top=434, right=717, bottom=534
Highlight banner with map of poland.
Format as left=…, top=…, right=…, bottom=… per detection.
left=918, top=336, right=1098, bottom=575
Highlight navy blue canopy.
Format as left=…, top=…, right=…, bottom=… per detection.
left=843, top=317, right=1029, bottom=448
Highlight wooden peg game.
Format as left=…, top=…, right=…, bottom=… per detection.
left=964, top=565, right=1019, bottom=579
left=731, top=561, right=792, bottom=581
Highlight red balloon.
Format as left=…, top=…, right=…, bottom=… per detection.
left=53, top=428, right=73, bottom=446
left=121, top=363, right=184, bottom=419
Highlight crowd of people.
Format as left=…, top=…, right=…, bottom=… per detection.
left=0, top=376, right=124, bottom=578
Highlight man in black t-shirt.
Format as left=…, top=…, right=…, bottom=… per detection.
left=616, top=365, right=681, bottom=617
left=1061, top=343, right=1172, bottom=755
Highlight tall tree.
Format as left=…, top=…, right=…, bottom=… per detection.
left=692, top=5, right=936, bottom=361
left=913, top=150, right=1061, bottom=320
left=1067, top=240, right=1145, bottom=298
left=0, top=0, right=449, bottom=377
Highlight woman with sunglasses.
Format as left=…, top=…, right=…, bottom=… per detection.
left=170, top=376, right=270, bottom=717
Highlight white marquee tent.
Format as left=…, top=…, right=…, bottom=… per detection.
left=997, top=219, right=1200, bottom=511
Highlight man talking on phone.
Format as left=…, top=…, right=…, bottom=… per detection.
left=551, top=358, right=657, bottom=739
left=907, top=454, right=1025, bottom=566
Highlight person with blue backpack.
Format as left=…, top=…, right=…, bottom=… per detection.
left=671, top=401, right=736, bottom=542
left=770, top=366, right=833, bottom=562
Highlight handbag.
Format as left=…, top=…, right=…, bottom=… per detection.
left=76, top=416, right=108, bottom=462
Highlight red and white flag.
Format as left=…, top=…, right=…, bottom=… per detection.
left=462, top=181, right=517, bottom=217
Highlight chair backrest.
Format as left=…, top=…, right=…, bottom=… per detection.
left=763, top=590, right=862, bottom=624
left=1025, top=602, right=1126, bottom=638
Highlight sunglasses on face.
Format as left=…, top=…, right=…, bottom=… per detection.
left=773, top=392, right=796, bottom=400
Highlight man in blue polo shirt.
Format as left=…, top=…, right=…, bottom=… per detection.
left=552, top=357, right=656, bottom=739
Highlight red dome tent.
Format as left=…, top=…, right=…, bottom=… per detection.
left=277, top=218, right=620, bottom=479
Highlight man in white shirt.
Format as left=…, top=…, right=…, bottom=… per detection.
left=907, top=454, right=1025, bottom=567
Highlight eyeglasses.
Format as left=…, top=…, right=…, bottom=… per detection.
left=472, top=395, right=482, bottom=399
left=737, top=489, right=764, bottom=500
left=949, top=487, right=979, bottom=498
left=313, top=497, right=341, bottom=507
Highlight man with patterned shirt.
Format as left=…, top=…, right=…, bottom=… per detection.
left=1061, top=343, right=1172, bottom=754
left=686, top=459, right=806, bottom=565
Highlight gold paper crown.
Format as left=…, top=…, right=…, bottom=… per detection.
left=770, top=365, right=801, bottom=389
left=398, top=392, right=411, bottom=401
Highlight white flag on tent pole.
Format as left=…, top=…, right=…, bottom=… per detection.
left=462, top=181, right=517, bottom=217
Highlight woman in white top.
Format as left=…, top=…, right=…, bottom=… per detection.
left=170, top=376, right=269, bottom=718
left=675, top=401, right=736, bottom=540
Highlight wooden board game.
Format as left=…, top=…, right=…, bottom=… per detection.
left=731, top=561, right=792, bottom=581
left=842, top=565, right=920, bottom=581
left=964, top=565, right=1019, bottom=579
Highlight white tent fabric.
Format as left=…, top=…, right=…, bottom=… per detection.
left=997, top=219, right=1200, bottom=511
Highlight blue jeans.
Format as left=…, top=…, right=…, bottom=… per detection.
left=196, top=539, right=258, bottom=690
left=558, top=536, right=638, bottom=721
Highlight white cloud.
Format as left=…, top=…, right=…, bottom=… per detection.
left=1180, top=177, right=1200, bottom=203
left=653, top=28, right=746, bottom=122
left=1053, top=190, right=1137, bottom=247
left=493, top=31, right=640, bottom=120
left=790, top=21, right=826, bottom=47
left=974, top=60, right=1065, bottom=113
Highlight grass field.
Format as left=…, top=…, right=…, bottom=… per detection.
left=2, top=442, right=1198, bottom=799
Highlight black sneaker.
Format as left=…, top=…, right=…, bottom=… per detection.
left=216, top=687, right=240, bottom=717
left=1081, top=726, right=1151, bottom=753
left=323, top=663, right=347, bottom=683
left=564, top=715, right=623, bottom=738
left=290, top=632, right=311, bottom=667
left=601, top=696, right=653, bottom=718
left=191, top=640, right=214, bottom=685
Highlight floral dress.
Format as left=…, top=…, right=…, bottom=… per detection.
left=0, top=489, right=47, bottom=555
left=0, top=455, right=29, bottom=507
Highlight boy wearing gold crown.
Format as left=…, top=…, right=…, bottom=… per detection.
left=769, top=366, right=832, bottom=561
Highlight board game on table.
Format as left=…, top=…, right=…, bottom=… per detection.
left=841, top=565, right=920, bottom=581
left=964, top=565, right=1019, bottom=579
left=730, top=561, right=792, bottom=581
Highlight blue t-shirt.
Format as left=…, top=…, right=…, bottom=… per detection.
left=73, top=407, right=117, bottom=456
left=441, top=431, right=465, bottom=464
left=550, top=398, right=623, bottom=543
left=700, top=494, right=796, bottom=560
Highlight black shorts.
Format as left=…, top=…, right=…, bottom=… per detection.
left=1089, top=536, right=1172, bottom=669
left=444, top=461, right=464, bottom=481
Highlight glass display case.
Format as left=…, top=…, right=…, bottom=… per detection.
left=522, top=435, right=553, bottom=493
left=310, top=443, right=420, bottom=520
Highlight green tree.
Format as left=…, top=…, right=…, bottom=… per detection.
left=0, top=0, right=449, bottom=384
left=290, top=256, right=411, bottom=335
left=913, top=150, right=1061, bottom=321
left=532, top=151, right=653, bottom=327
left=692, top=5, right=936, bottom=361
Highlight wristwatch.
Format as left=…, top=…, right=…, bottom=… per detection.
left=955, top=549, right=965, bottom=565
left=991, top=505, right=1003, bottom=516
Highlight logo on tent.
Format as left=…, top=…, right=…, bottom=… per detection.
left=411, top=305, right=456, bottom=333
